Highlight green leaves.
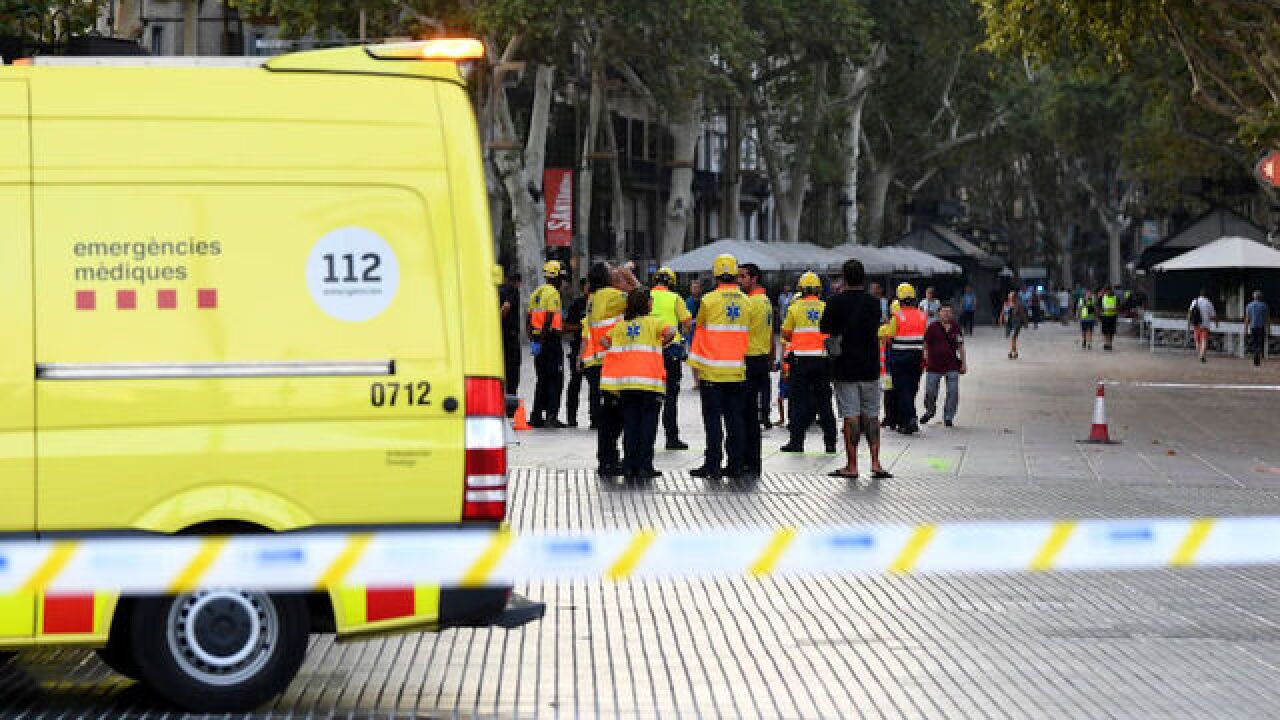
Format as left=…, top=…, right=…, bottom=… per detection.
left=1, top=0, right=104, bottom=39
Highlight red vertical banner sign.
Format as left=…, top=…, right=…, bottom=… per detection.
left=544, top=169, right=573, bottom=248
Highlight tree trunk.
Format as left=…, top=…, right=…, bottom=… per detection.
left=839, top=47, right=885, bottom=245
left=602, top=99, right=628, bottom=259
left=113, top=0, right=145, bottom=38
left=1107, top=225, right=1123, bottom=287
left=492, top=63, right=556, bottom=290
left=843, top=92, right=867, bottom=245
left=577, top=61, right=605, bottom=263
left=865, top=165, right=895, bottom=246
left=723, top=100, right=743, bottom=239
left=660, top=95, right=703, bottom=261
left=182, top=0, right=199, bottom=55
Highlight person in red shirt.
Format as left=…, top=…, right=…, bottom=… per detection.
left=920, top=304, right=966, bottom=427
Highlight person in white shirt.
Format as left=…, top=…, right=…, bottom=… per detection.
left=1188, top=289, right=1218, bottom=363
left=920, top=286, right=942, bottom=324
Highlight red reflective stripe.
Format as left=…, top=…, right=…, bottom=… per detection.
left=43, top=593, right=94, bottom=634
left=366, top=587, right=415, bottom=622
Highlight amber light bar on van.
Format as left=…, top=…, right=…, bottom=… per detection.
left=367, top=39, right=485, bottom=61
left=463, top=377, right=507, bottom=522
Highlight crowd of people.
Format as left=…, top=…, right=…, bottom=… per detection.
left=501, top=255, right=971, bottom=482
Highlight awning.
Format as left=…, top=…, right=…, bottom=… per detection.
left=664, top=239, right=784, bottom=273
left=1154, top=235, right=1280, bottom=271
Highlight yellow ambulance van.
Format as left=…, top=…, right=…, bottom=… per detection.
left=0, top=40, right=541, bottom=712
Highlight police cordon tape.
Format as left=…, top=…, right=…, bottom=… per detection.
left=2, top=516, right=1278, bottom=594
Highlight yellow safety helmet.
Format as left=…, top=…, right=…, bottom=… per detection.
left=798, top=271, right=822, bottom=291
left=896, top=282, right=917, bottom=301
left=654, top=267, right=676, bottom=287
left=543, top=260, right=563, bottom=278
left=713, top=253, right=738, bottom=278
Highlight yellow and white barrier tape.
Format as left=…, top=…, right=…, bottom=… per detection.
left=0, top=516, right=1271, bottom=594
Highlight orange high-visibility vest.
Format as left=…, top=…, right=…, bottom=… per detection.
left=601, top=317, right=670, bottom=393
left=784, top=296, right=827, bottom=357
left=688, top=284, right=750, bottom=382
left=528, top=283, right=563, bottom=334
left=581, top=287, right=627, bottom=368
left=891, top=306, right=928, bottom=351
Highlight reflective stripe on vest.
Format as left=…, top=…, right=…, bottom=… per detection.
left=689, top=286, right=750, bottom=372
left=891, top=308, right=928, bottom=351
left=584, top=315, right=623, bottom=364
left=788, top=299, right=827, bottom=357
left=601, top=320, right=667, bottom=392
left=529, top=285, right=563, bottom=332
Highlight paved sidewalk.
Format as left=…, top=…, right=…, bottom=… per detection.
left=7, top=324, right=1280, bottom=718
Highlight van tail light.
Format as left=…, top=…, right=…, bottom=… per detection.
left=463, top=377, right=507, bottom=523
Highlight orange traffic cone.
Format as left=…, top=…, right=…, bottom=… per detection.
left=1081, top=382, right=1119, bottom=444
left=512, top=400, right=532, bottom=431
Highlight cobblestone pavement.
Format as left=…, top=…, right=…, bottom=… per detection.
left=7, top=324, right=1280, bottom=718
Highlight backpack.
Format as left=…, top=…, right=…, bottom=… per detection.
left=1189, top=300, right=1202, bottom=327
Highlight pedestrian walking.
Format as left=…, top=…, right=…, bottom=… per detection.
left=685, top=278, right=704, bottom=344
left=1078, top=289, right=1097, bottom=349
left=650, top=268, right=693, bottom=449
left=821, top=259, right=892, bottom=480
left=989, top=288, right=1003, bottom=325
left=600, top=288, right=676, bottom=481
left=869, top=282, right=888, bottom=324
left=564, top=278, right=589, bottom=427
left=1188, top=288, right=1218, bottom=363
left=1029, top=291, right=1043, bottom=329
left=920, top=286, right=942, bottom=324
left=921, top=304, right=966, bottom=428
left=740, top=262, right=776, bottom=471
left=960, top=285, right=977, bottom=335
left=1100, top=285, right=1120, bottom=351
left=1000, top=291, right=1027, bottom=359
left=775, top=341, right=790, bottom=427
left=778, top=284, right=795, bottom=325
left=688, top=254, right=752, bottom=481
left=1246, top=291, right=1270, bottom=367
left=528, top=261, right=567, bottom=428
left=582, top=261, right=639, bottom=475
left=1057, top=287, right=1071, bottom=324
left=778, top=272, right=838, bottom=455
left=498, top=271, right=523, bottom=395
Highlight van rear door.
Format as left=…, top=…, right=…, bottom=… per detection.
left=30, top=68, right=465, bottom=533
left=0, top=79, right=36, bottom=639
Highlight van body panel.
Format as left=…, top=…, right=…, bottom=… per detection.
left=0, top=79, right=35, bottom=641
left=435, top=83, right=503, bottom=380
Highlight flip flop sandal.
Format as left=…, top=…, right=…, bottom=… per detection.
left=871, top=469, right=894, bottom=479
left=828, top=470, right=860, bottom=479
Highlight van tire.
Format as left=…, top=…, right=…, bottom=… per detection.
left=95, top=641, right=139, bottom=679
left=128, top=592, right=308, bottom=713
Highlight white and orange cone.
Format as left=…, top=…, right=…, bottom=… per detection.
left=1082, top=382, right=1119, bottom=444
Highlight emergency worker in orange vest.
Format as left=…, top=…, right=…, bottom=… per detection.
left=600, top=288, right=676, bottom=480
left=688, top=254, right=755, bottom=480
left=581, top=261, right=640, bottom=474
left=779, top=272, right=838, bottom=453
left=528, top=260, right=567, bottom=428
left=878, top=282, right=928, bottom=434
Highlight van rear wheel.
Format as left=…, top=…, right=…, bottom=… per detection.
left=128, top=591, right=308, bottom=712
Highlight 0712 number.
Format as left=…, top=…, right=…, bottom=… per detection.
left=370, top=381, right=432, bottom=408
